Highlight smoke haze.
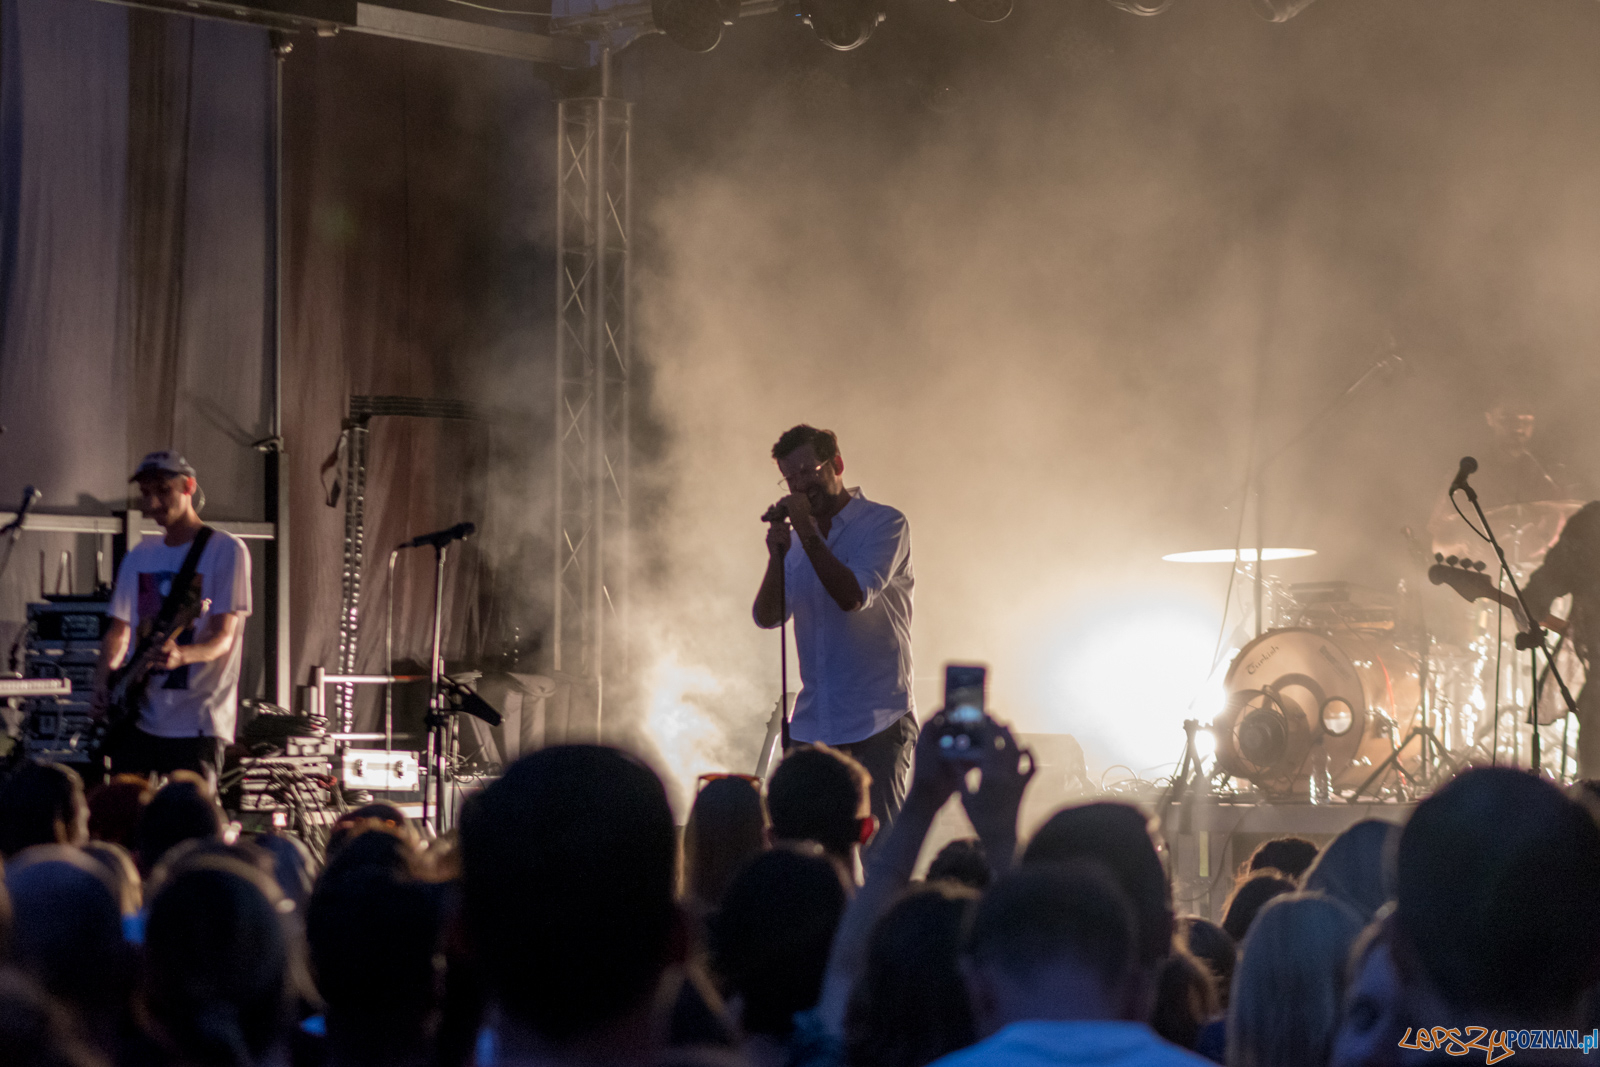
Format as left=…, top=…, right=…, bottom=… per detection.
left=612, top=0, right=1600, bottom=808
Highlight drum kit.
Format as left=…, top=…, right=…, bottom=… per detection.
left=1175, top=498, right=1587, bottom=802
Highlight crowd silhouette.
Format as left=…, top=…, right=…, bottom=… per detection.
left=0, top=709, right=1597, bottom=1067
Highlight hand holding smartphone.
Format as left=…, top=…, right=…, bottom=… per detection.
left=938, top=663, right=989, bottom=760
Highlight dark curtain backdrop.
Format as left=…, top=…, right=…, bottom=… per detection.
left=0, top=0, right=558, bottom=715
left=280, top=32, right=556, bottom=729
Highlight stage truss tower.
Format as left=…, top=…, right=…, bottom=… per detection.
left=553, top=72, right=631, bottom=737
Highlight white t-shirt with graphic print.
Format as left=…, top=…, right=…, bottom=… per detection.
left=109, top=529, right=252, bottom=740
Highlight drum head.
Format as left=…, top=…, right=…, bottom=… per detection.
left=1220, top=628, right=1370, bottom=787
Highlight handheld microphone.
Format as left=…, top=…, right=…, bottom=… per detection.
left=761, top=502, right=788, bottom=524
left=398, top=521, right=476, bottom=550
left=1449, top=456, right=1478, bottom=496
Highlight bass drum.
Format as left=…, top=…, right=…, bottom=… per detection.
left=1220, top=628, right=1418, bottom=793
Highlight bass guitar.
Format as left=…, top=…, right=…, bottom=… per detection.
left=1426, top=555, right=1566, bottom=637
left=90, top=583, right=210, bottom=762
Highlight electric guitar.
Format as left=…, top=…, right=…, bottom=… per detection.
left=90, top=583, right=211, bottom=760
left=1426, top=556, right=1567, bottom=637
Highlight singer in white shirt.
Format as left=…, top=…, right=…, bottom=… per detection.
left=754, top=425, right=916, bottom=836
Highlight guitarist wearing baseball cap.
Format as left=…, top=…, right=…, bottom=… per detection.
left=91, top=452, right=252, bottom=782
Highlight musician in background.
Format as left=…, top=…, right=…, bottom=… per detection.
left=1430, top=400, right=1574, bottom=562
left=92, top=452, right=252, bottom=781
left=753, top=425, right=916, bottom=835
left=1524, top=501, right=1600, bottom=778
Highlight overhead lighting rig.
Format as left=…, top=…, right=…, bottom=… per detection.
left=650, top=0, right=741, bottom=51
left=1102, top=0, right=1320, bottom=19
left=793, top=0, right=886, bottom=51
left=560, top=0, right=1012, bottom=55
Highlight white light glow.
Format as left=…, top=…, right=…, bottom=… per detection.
left=642, top=650, right=728, bottom=818
left=1161, top=548, right=1317, bottom=563
left=1047, top=595, right=1226, bottom=776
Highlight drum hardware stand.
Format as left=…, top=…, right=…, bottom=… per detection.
left=1452, top=459, right=1578, bottom=776
left=1158, top=719, right=1212, bottom=833
left=1351, top=718, right=1457, bottom=801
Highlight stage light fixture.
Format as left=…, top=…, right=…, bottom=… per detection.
left=652, top=0, right=740, bottom=52
left=796, top=0, right=885, bottom=51
left=1103, top=0, right=1174, bottom=15
left=1248, top=0, right=1318, bottom=21
left=956, top=0, right=1012, bottom=23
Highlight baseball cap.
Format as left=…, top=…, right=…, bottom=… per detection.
left=129, top=451, right=196, bottom=482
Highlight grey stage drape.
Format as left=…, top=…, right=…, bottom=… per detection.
left=0, top=0, right=555, bottom=726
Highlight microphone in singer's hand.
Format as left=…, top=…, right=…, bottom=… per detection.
left=1450, top=456, right=1478, bottom=496
left=761, top=502, right=788, bottom=524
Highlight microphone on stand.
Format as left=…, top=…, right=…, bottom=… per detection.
left=398, top=522, right=476, bottom=551
left=2, top=486, right=41, bottom=536
left=1449, top=456, right=1478, bottom=497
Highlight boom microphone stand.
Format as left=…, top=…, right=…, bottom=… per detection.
left=400, top=522, right=475, bottom=835
left=1450, top=458, right=1578, bottom=775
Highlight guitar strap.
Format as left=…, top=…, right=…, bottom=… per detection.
left=152, top=525, right=215, bottom=637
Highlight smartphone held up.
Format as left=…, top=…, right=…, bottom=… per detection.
left=938, top=662, right=990, bottom=761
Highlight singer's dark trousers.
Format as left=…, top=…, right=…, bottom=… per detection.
left=833, top=711, right=919, bottom=849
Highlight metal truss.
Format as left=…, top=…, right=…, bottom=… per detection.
left=335, top=396, right=480, bottom=732
left=553, top=93, right=632, bottom=736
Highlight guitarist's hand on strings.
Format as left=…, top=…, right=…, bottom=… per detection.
left=159, top=638, right=188, bottom=672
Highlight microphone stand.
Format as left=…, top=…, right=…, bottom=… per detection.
left=0, top=487, right=41, bottom=591
left=772, top=519, right=790, bottom=752
left=1455, top=475, right=1579, bottom=775
left=421, top=541, right=452, bottom=835
left=1248, top=346, right=1401, bottom=638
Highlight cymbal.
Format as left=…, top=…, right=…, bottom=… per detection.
left=1432, top=499, right=1584, bottom=569
left=1483, top=499, right=1585, bottom=526
left=1162, top=548, right=1317, bottom=563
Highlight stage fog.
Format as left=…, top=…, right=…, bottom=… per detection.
left=609, top=0, right=1600, bottom=811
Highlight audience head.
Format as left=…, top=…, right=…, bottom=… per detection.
left=307, top=831, right=441, bottom=1053
left=962, top=861, right=1139, bottom=1036
left=1301, top=819, right=1397, bottom=923
left=250, top=832, right=316, bottom=914
left=1329, top=915, right=1405, bottom=1067
left=4, top=846, right=133, bottom=1024
left=767, top=745, right=873, bottom=865
left=1150, top=947, right=1217, bottom=1052
left=0, top=967, right=104, bottom=1067
left=844, top=882, right=977, bottom=1067
left=682, top=775, right=768, bottom=911
left=137, top=778, right=223, bottom=874
left=140, top=856, right=292, bottom=1067
left=0, top=762, right=88, bottom=858
left=709, top=843, right=850, bottom=1039
left=926, top=838, right=992, bottom=891
left=79, top=841, right=141, bottom=916
left=1244, top=836, right=1319, bottom=881
left=86, top=775, right=153, bottom=850
left=1221, top=870, right=1297, bottom=944
left=1022, top=802, right=1172, bottom=969
left=459, top=745, right=678, bottom=1047
left=1394, top=766, right=1600, bottom=1023
left=1227, top=892, right=1363, bottom=1067
left=1179, top=916, right=1236, bottom=1010
left=326, top=803, right=418, bottom=865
